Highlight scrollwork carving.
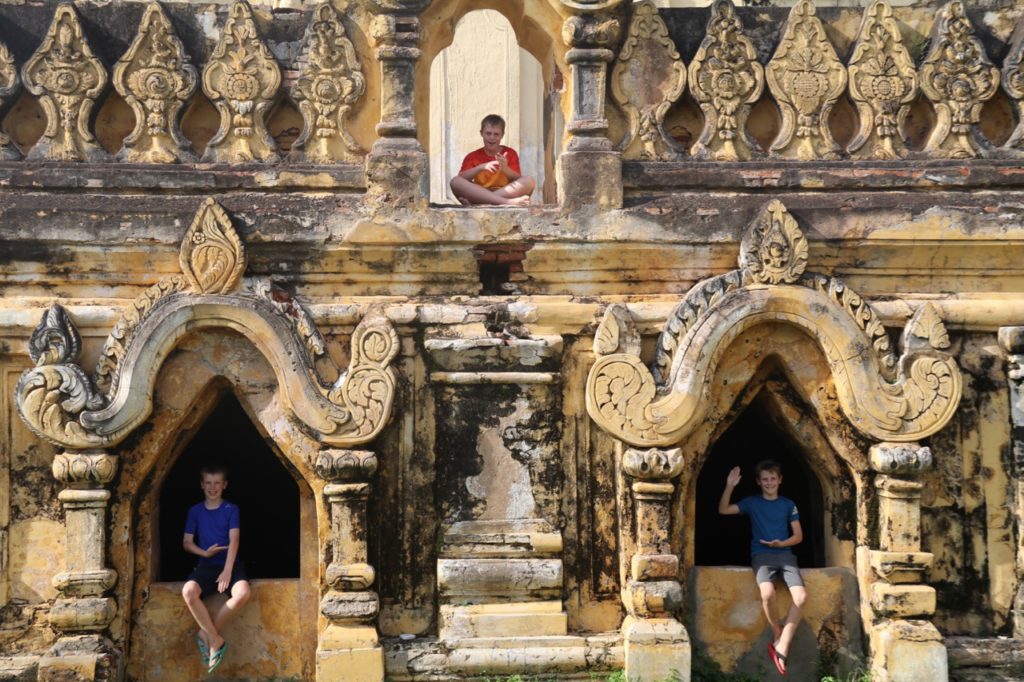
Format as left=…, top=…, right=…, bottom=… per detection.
left=586, top=200, right=962, bottom=447
left=22, top=3, right=109, bottom=162
left=688, top=0, right=763, bottom=161
left=0, top=40, right=20, bottom=160
left=290, top=2, right=365, bottom=163
left=1001, top=19, right=1024, bottom=152
left=327, top=316, right=399, bottom=441
left=113, top=3, right=197, bottom=163
left=179, top=198, right=246, bottom=295
left=611, top=1, right=686, bottom=160
left=622, top=447, right=684, bottom=481
left=202, top=0, right=281, bottom=163
left=847, top=0, right=918, bottom=160
left=765, top=0, right=846, bottom=160
left=919, top=1, right=999, bottom=159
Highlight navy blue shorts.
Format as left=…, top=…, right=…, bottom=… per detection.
left=186, top=561, right=249, bottom=598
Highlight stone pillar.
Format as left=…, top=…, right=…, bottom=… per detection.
left=998, top=326, right=1024, bottom=637
left=866, top=443, right=947, bottom=682
left=366, top=0, right=430, bottom=207
left=39, top=450, right=121, bottom=682
left=557, top=8, right=624, bottom=210
left=620, top=447, right=690, bottom=682
left=314, top=449, right=383, bottom=682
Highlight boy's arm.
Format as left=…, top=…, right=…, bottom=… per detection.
left=718, top=466, right=742, bottom=515
left=759, top=519, right=804, bottom=549
left=182, top=532, right=223, bottom=559
left=216, top=527, right=240, bottom=592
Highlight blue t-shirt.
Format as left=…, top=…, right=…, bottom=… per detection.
left=184, top=500, right=240, bottom=567
left=736, top=495, right=799, bottom=557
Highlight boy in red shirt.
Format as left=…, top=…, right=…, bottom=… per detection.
left=450, top=114, right=536, bottom=206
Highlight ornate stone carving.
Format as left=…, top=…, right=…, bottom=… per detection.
left=314, top=449, right=378, bottom=481
left=113, top=3, right=197, bottom=163
left=611, top=1, right=686, bottom=160
left=0, top=40, right=20, bottom=160
left=290, top=3, right=365, bottom=163
left=52, top=451, right=119, bottom=486
left=688, top=0, right=763, bottom=161
left=870, top=443, right=934, bottom=474
left=919, top=1, right=999, bottom=159
left=847, top=0, right=918, bottom=160
left=594, top=304, right=641, bottom=357
left=561, top=13, right=623, bottom=50
left=585, top=200, right=962, bottom=446
left=179, top=198, right=246, bottom=295
left=622, top=448, right=684, bottom=481
left=201, top=0, right=281, bottom=163
left=765, top=0, right=846, bottom=160
left=22, top=3, right=109, bottom=162
left=738, top=199, right=808, bottom=285
left=1001, top=20, right=1024, bottom=152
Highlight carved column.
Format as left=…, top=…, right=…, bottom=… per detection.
left=314, top=448, right=382, bottom=682
left=557, top=4, right=624, bottom=210
left=998, top=326, right=1024, bottom=637
left=620, top=447, right=690, bottom=682
left=366, top=0, right=430, bottom=207
left=866, top=443, right=947, bottom=682
left=39, top=450, right=121, bottom=682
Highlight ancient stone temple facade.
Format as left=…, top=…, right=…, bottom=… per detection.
left=0, top=0, right=1023, bottom=680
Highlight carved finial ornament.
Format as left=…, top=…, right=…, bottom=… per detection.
left=688, top=0, right=763, bottom=161
left=22, top=4, right=109, bottom=162
left=290, top=3, right=365, bottom=163
left=919, top=1, right=999, bottom=159
left=113, top=3, right=197, bottom=163
left=179, top=198, right=246, bottom=295
left=586, top=200, right=962, bottom=447
left=739, top=200, right=808, bottom=285
left=1001, top=18, right=1024, bottom=152
left=202, top=0, right=281, bottom=163
left=847, top=0, right=918, bottom=160
left=766, top=0, right=847, bottom=160
left=611, top=1, right=686, bottom=160
left=0, top=40, right=20, bottom=159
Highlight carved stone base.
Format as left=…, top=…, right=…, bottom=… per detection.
left=317, top=624, right=383, bottom=682
left=622, top=616, right=690, bottom=682
left=37, top=635, right=121, bottom=682
left=366, top=138, right=428, bottom=208
left=557, top=150, right=623, bottom=210
left=869, top=620, right=947, bottom=682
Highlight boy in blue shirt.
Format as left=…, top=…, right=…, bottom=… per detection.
left=719, top=460, right=806, bottom=677
left=181, top=464, right=251, bottom=674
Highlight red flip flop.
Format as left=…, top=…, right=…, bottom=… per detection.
left=768, top=642, right=788, bottom=677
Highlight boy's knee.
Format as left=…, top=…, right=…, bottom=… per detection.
left=182, top=581, right=201, bottom=602
left=232, top=581, right=252, bottom=605
left=791, top=587, right=808, bottom=609
left=759, top=582, right=776, bottom=602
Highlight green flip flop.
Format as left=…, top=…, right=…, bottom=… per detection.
left=207, top=641, right=228, bottom=675
left=194, top=633, right=209, bottom=665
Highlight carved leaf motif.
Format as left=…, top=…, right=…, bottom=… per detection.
left=904, top=303, right=951, bottom=350
left=179, top=198, right=246, bottom=294
left=113, top=3, right=197, bottom=163
left=765, top=0, right=846, bottom=160
left=290, top=2, right=365, bottom=163
left=202, top=0, right=281, bottom=163
left=589, top=355, right=660, bottom=441
left=688, top=0, right=763, bottom=161
left=327, top=315, right=399, bottom=441
left=0, top=41, right=20, bottom=159
left=739, top=200, right=808, bottom=285
left=595, top=308, right=622, bottom=356
left=611, top=0, right=686, bottom=160
left=847, top=0, right=918, bottom=160
left=919, top=1, right=999, bottom=159
left=1001, top=18, right=1024, bottom=151
left=21, top=3, right=109, bottom=162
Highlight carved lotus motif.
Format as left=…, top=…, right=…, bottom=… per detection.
left=180, top=198, right=246, bottom=295
left=740, top=200, right=808, bottom=285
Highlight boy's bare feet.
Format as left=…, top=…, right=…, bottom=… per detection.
left=508, top=195, right=530, bottom=206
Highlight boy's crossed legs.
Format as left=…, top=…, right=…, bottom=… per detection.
left=182, top=570, right=251, bottom=670
left=754, top=555, right=806, bottom=675
left=450, top=175, right=536, bottom=206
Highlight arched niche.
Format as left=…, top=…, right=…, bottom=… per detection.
left=418, top=0, right=567, bottom=202
left=107, top=329, right=322, bottom=681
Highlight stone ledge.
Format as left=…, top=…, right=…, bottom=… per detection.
left=946, top=636, right=1024, bottom=668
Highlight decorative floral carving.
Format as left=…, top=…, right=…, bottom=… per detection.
left=611, top=1, right=686, bottom=160
left=113, top=3, right=197, bottom=163
left=52, top=451, right=119, bottom=486
left=870, top=443, right=933, bottom=474
left=739, top=200, right=808, bottom=285
left=22, top=4, right=109, bottom=162
left=328, top=316, right=400, bottom=440
left=688, top=0, right=763, bottom=161
left=179, top=198, right=246, bottom=295
left=595, top=303, right=641, bottom=357
left=290, top=3, right=365, bottom=163
left=847, top=0, right=918, bottom=160
left=561, top=14, right=623, bottom=49
left=314, top=448, right=378, bottom=481
left=622, top=447, right=684, bottom=481
left=1001, top=20, right=1024, bottom=152
left=765, top=0, right=846, bottom=160
left=586, top=200, right=963, bottom=447
left=0, top=40, right=20, bottom=160
left=202, top=0, right=281, bottom=163
left=15, top=306, right=106, bottom=447
left=919, top=1, right=999, bottom=159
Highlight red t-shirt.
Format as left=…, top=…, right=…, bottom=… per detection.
left=460, top=146, right=521, bottom=189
